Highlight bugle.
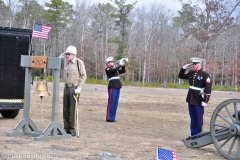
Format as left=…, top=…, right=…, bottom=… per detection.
left=115, top=58, right=128, bottom=67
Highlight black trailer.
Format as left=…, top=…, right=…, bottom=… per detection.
left=0, top=26, right=32, bottom=118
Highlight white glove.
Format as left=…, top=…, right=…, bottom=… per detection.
left=58, top=52, right=65, bottom=58
left=119, top=59, right=125, bottom=66
left=201, top=102, right=207, bottom=107
left=74, top=88, right=81, bottom=94
left=183, top=63, right=191, bottom=69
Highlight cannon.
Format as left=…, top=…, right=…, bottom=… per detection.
left=183, top=99, right=240, bottom=160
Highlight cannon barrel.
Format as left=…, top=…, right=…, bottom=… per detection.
left=183, top=128, right=229, bottom=148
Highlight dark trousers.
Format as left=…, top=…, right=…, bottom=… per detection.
left=188, top=103, right=204, bottom=137
left=106, top=88, right=120, bottom=121
left=63, top=85, right=78, bottom=133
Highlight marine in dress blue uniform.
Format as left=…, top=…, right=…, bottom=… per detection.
left=105, top=57, right=126, bottom=122
left=178, top=57, right=212, bottom=138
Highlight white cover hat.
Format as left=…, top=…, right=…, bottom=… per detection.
left=105, top=56, right=114, bottom=63
left=190, top=57, right=203, bottom=64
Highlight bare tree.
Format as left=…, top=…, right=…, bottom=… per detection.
left=91, top=2, right=117, bottom=79
left=3, top=0, right=18, bottom=26
left=174, top=0, right=240, bottom=58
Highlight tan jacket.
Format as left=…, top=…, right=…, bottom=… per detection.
left=64, top=57, right=87, bottom=88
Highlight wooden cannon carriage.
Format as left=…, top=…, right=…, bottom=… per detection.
left=183, top=99, right=240, bottom=160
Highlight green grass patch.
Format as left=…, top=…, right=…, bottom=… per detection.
left=86, top=78, right=108, bottom=85
left=40, top=76, right=239, bottom=92
left=212, top=84, right=237, bottom=92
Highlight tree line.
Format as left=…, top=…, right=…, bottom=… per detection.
left=1, top=0, right=240, bottom=89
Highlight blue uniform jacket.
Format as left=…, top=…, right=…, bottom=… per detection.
left=105, top=66, right=126, bottom=88
left=178, top=68, right=212, bottom=105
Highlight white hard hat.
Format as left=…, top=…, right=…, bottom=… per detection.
left=105, top=56, right=114, bottom=63
left=64, top=46, right=77, bottom=55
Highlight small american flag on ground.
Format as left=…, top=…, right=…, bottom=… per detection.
left=157, top=148, right=178, bottom=160
left=32, top=23, right=52, bottom=39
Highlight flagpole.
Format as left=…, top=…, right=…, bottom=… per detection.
left=29, top=23, right=35, bottom=55
left=44, top=40, right=46, bottom=74
left=44, top=40, right=45, bottom=57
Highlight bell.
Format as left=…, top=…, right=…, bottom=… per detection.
left=34, top=81, right=51, bottom=97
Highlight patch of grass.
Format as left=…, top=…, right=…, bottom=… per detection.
left=41, top=76, right=238, bottom=92
left=212, top=84, right=238, bottom=92
left=86, top=78, right=108, bottom=85
left=46, top=76, right=53, bottom=82
left=145, top=82, right=162, bottom=88
left=122, top=80, right=143, bottom=87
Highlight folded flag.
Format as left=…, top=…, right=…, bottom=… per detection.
left=157, top=148, right=178, bottom=160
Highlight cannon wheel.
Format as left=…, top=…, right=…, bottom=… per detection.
left=210, top=99, right=240, bottom=160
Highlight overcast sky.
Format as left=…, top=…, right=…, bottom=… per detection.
left=37, top=0, right=183, bottom=12
left=89, top=0, right=182, bottom=10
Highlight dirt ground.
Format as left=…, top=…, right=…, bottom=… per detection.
left=1, top=82, right=240, bottom=160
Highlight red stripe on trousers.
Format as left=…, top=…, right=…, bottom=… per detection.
left=106, top=88, right=112, bottom=119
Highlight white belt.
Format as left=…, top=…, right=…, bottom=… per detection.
left=109, top=77, right=119, bottom=81
left=190, top=86, right=204, bottom=91
left=190, top=86, right=205, bottom=98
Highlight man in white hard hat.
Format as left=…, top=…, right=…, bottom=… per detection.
left=105, top=56, right=126, bottom=122
left=60, top=46, right=87, bottom=136
left=178, top=57, right=212, bottom=139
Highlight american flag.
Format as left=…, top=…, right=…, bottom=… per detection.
left=32, top=23, right=52, bottom=39
left=157, top=148, right=178, bottom=160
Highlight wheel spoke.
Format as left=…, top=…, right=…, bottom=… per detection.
left=219, top=135, right=233, bottom=148
left=227, top=136, right=236, bottom=155
left=214, top=123, right=230, bottom=129
left=224, top=105, right=235, bottom=123
left=216, top=113, right=232, bottom=125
